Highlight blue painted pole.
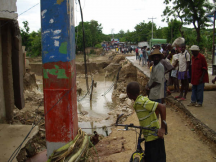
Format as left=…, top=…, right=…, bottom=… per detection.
left=41, top=0, right=78, bottom=157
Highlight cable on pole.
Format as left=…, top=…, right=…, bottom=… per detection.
left=78, top=0, right=89, bottom=94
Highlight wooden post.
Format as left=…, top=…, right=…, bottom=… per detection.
left=90, top=80, right=94, bottom=100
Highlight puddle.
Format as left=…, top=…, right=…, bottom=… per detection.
left=77, top=74, right=116, bottom=136
left=37, top=73, right=116, bottom=136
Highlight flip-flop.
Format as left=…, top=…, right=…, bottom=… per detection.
left=175, top=96, right=181, bottom=99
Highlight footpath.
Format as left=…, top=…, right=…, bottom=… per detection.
left=126, top=56, right=216, bottom=141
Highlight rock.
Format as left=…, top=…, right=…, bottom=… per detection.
left=113, top=137, right=117, bottom=140
left=80, top=111, right=88, bottom=115
left=105, top=117, right=110, bottom=120
left=119, top=93, right=127, bottom=99
left=122, top=107, right=127, bottom=111
left=125, top=98, right=132, bottom=106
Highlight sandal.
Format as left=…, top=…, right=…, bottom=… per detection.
left=175, top=96, right=181, bottom=99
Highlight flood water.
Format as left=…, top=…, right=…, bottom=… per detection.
left=37, top=73, right=116, bottom=136
left=77, top=74, right=116, bottom=136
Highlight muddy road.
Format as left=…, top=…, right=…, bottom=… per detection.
left=14, top=51, right=216, bottom=161
left=88, top=107, right=216, bottom=162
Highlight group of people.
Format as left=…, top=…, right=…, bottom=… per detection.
left=136, top=43, right=209, bottom=107
left=115, top=46, right=133, bottom=54
left=126, top=43, right=210, bottom=161
left=135, top=46, right=151, bottom=67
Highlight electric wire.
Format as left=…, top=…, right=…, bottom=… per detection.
left=78, top=0, right=89, bottom=93
left=8, top=86, right=74, bottom=162
left=0, top=3, right=40, bottom=29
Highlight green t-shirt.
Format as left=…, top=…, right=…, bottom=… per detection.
left=133, top=95, right=160, bottom=142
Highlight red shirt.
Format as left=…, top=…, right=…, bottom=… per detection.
left=135, top=48, right=138, bottom=53
left=191, top=53, right=209, bottom=85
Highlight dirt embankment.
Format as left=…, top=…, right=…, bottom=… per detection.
left=14, top=51, right=131, bottom=161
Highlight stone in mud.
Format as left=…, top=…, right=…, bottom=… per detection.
left=119, top=93, right=127, bottom=99
left=125, top=98, right=132, bottom=107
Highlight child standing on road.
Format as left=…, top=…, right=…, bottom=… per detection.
left=127, top=82, right=167, bottom=162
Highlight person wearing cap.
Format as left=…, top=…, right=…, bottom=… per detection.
left=187, top=45, right=209, bottom=107
left=145, top=49, right=165, bottom=104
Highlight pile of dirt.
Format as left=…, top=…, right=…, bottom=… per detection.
left=16, top=130, right=46, bottom=162
left=23, top=72, right=38, bottom=91
left=112, top=55, right=126, bottom=64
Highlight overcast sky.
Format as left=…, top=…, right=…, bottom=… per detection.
left=16, top=0, right=212, bottom=34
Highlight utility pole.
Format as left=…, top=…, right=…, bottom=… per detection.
left=111, top=28, right=114, bottom=39
left=41, top=0, right=78, bottom=157
left=148, top=17, right=156, bottom=39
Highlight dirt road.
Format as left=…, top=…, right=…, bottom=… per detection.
left=89, top=107, right=216, bottom=162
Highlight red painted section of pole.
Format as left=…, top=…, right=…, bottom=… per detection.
left=43, top=61, right=78, bottom=142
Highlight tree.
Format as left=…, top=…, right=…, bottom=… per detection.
left=134, top=21, right=156, bottom=42
left=20, top=21, right=31, bottom=50
left=75, top=20, right=105, bottom=51
left=164, top=19, right=182, bottom=43
left=162, top=0, right=214, bottom=43
left=27, top=29, right=42, bottom=57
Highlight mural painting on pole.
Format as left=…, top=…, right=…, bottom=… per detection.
left=41, top=0, right=78, bottom=157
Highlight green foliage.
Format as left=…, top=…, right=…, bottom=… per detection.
left=164, top=19, right=182, bottom=43
left=20, top=21, right=42, bottom=57
left=162, top=0, right=214, bottom=43
left=20, top=21, right=30, bottom=50
left=95, top=43, right=102, bottom=48
left=90, top=49, right=95, bottom=54
left=75, top=20, right=109, bottom=51
left=27, top=29, right=42, bottom=57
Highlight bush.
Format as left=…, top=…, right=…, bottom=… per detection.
left=90, top=49, right=95, bottom=54
left=95, top=43, right=102, bottom=48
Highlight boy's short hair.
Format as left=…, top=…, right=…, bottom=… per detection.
left=127, top=82, right=140, bottom=96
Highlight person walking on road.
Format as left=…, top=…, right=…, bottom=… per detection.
left=135, top=47, right=139, bottom=60
left=175, top=44, right=190, bottom=101
left=145, top=49, right=165, bottom=103
left=142, top=46, right=147, bottom=66
left=187, top=45, right=209, bottom=107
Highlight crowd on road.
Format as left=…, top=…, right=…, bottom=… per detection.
left=134, top=43, right=211, bottom=107
left=125, top=42, right=213, bottom=162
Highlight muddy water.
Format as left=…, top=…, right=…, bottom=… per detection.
left=36, top=74, right=116, bottom=136
left=77, top=74, right=116, bottom=136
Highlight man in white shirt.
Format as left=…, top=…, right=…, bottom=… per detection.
left=175, top=44, right=190, bottom=100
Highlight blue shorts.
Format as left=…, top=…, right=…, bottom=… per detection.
left=178, top=71, right=190, bottom=80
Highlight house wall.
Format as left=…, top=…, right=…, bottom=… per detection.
left=1, top=23, right=14, bottom=121
left=0, top=22, right=6, bottom=121
left=0, top=0, right=17, bottom=20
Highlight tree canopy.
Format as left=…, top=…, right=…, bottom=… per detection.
left=162, top=0, right=214, bottom=45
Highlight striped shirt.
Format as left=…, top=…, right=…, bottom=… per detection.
left=133, top=95, right=159, bottom=142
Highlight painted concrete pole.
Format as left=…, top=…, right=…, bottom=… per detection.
left=41, top=0, right=78, bottom=157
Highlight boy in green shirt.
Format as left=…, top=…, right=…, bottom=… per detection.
left=127, top=82, right=166, bottom=162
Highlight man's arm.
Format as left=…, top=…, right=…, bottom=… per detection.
left=199, top=56, right=208, bottom=83
left=148, top=82, right=160, bottom=89
left=156, top=103, right=166, bottom=138
left=212, top=76, right=216, bottom=84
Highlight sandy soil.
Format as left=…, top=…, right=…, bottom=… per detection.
left=88, top=107, right=216, bottom=162
left=17, top=51, right=216, bottom=161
